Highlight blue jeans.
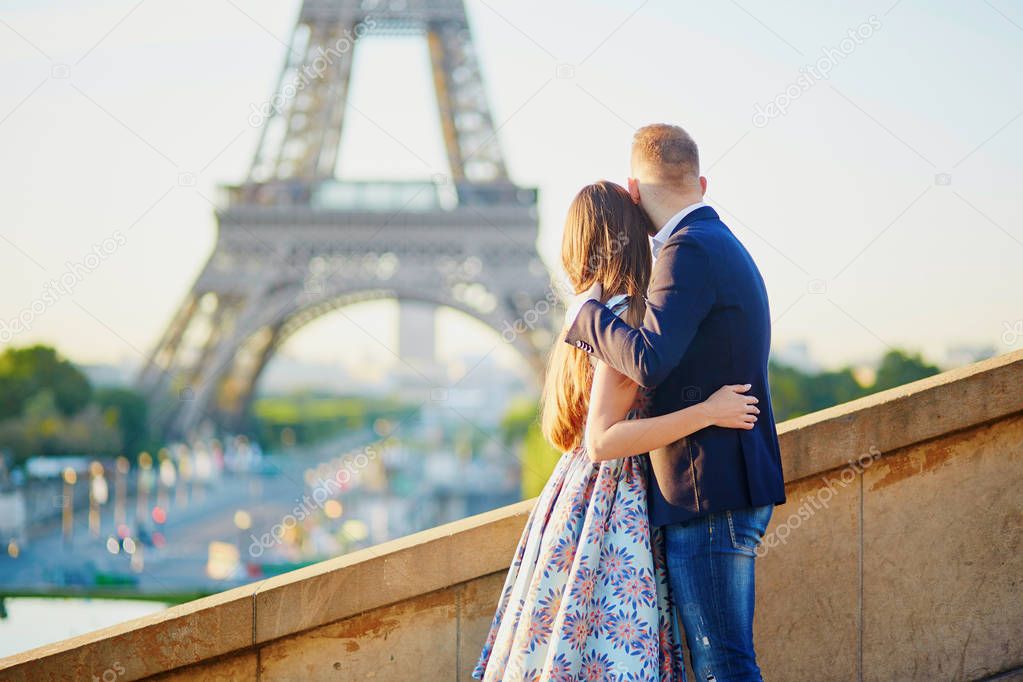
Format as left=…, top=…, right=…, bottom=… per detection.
left=662, top=503, right=774, bottom=682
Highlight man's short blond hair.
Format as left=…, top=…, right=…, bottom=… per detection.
left=631, top=124, right=700, bottom=188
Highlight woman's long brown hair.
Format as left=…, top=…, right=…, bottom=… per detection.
left=540, top=181, right=654, bottom=452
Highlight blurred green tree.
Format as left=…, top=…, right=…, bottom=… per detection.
left=500, top=398, right=559, bottom=499
left=0, top=345, right=91, bottom=419
left=872, top=349, right=940, bottom=392
left=95, top=387, right=151, bottom=457
left=769, top=362, right=866, bottom=421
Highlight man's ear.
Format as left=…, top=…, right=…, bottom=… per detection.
left=699, top=175, right=708, bottom=196
left=627, top=177, right=641, bottom=205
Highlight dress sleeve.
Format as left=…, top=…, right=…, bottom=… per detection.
left=605, top=293, right=631, bottom=319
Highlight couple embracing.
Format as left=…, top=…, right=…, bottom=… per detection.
left=473, top=124, right=787, bottom=682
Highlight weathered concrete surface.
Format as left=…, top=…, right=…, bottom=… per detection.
left=149, top=651, right=258, bottom=681
left=252, top=572, right=509, bottom=680
left=862, top=414, right=1023, bottom=681
left=1, top=349, right=1021, bottom=682
left=755, top=472, right=862, bottom=681
left=258, top=584, right=460, bottom=680
left=457, top=573, right=506, bottom=680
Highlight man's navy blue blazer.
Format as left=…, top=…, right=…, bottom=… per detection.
left=565, top=205, right=786, bottom=527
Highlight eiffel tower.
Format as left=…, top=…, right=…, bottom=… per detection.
left=137, top=0, right=556, bottom=437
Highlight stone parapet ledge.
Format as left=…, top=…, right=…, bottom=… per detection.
left=777, top=349, right=1023, bottom=481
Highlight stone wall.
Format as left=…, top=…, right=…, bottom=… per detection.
left=2, top=350, right=1022, bottom=682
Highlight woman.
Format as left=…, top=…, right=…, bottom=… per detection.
left=472, top=181, right=759, bottom=681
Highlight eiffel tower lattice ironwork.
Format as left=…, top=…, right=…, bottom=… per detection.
left=137, top=0, right=557, bottom=437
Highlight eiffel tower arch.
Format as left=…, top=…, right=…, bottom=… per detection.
left=137, top=0, right=558, bottom=437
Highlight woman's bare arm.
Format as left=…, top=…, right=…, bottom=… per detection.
left=584, top=361, right=759, bottom=463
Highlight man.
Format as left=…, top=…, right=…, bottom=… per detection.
left=564, top=124, right=786, bottom=682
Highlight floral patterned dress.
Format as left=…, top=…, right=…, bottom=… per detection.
left=472, top=297, right=686, bottom=682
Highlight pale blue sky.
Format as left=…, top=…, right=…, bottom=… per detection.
left=1, top=0, right=1021, bottom=378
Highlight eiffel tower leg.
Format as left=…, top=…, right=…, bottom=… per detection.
left=138, top=292, right=244, bottom=437
left=427, top=14, right=508, bottom=183
left=250, top=19, right=358, bottom=182
left=168, top=284, right=302, bottom=436
left=211, top=323, right=283, bottom=433
left=136, top=292, right=198, bottom=397
left=137, top=273, right=245, bottom=418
